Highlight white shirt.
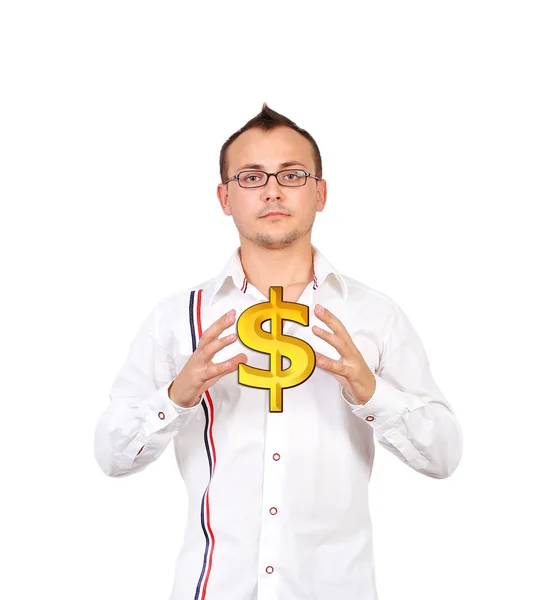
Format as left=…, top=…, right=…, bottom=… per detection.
left=94, top=244, right=463, bottom=600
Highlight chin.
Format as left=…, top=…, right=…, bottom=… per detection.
left=255, top=232, right=301, bottom=247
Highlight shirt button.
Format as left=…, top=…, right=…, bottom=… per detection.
left=365, top=415, right=375, bottom=422
left=273, top=453, right=280, bottom=461
left=269, top=507, right=278, bottom=515
left=158, top=412, right=165, bottom=420
left=266, top=566, right=274, bottom=574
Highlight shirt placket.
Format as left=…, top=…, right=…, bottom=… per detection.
left=256, top=406, right=285, bottom=600
left=256, top=282, right=316, bottom=599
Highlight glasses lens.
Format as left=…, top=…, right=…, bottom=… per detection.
left=278, top=169, right=306, bottom=186
left=237, top=169, right=308, bottom=187
left=238, top=171, right=267, bottom=188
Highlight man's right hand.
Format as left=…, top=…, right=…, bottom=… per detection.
left=168, top=309, right=248, bottom=408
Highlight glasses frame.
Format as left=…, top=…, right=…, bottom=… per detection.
left=222, top=169, right=321, bottom=188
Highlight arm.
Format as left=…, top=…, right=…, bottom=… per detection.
left=341, top=305, right=463, bottom=479
left=94, top=301, right=201, bottom=478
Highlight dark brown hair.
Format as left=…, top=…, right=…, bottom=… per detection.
left=219, top=102, right=323, bottom=182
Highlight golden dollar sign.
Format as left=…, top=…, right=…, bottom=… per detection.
left=237, top=286, right=316, bottom=412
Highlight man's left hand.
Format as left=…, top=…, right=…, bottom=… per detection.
left=312, top=303, right=377, bottom=406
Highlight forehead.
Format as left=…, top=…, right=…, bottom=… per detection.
left=227, top=126, right=314, bottom=171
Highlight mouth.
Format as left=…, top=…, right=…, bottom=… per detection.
left=261, top=212, right=289, bottom=218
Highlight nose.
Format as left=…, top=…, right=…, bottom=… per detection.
left=262, top=174, right=284, bottom=201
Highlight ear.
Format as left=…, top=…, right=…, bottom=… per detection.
left=217, top=183, right=232, bottom=216
left=316, top=178, right=327, bottom=212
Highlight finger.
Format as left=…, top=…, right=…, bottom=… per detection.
left=200, top=332, right=238, bottom=363
left=315, top=351, right=349, bottom=377
left=312, top=325, right=347, bottom=355
left=200, top=353, right=248, bottom=392
left=202, top=353, right=248, bottom=383
left=314, top=304, right=348, bottom=336
left=197, top=309, right=236, bottom=350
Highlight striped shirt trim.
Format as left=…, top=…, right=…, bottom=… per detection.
left=189, top=289, right=217, bottom=600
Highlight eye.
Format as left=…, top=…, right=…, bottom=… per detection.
left=281, top=169, right=304, bottom=181
left=240, top=171, right=264, bottom=183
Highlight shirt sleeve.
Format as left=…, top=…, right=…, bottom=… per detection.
left=94, top=300, right=202, bottom=477
left=340, top=304, right=463, bottom=479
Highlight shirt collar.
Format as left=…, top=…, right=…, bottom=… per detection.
left=208, top=244, right=349, bottom=306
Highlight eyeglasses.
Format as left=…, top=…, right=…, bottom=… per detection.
left=222, top=169, right=320, bottom=188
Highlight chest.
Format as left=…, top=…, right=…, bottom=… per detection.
left=282, top=283, right=309, bottom=303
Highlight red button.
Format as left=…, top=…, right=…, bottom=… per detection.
left=269, top=507, right=278, bottom=515
left=365, top=415, right=375, bottom=422
left=266, top=566, right=274, bottom=574
left=273, top=453, right=280, bottom=461
left=158, top=412, right=165, bottom=420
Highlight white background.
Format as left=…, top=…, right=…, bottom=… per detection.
left=1, top=1, right=544, bottom=599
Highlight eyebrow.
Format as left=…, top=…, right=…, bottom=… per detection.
left=236, top=160, right=308, bottom=172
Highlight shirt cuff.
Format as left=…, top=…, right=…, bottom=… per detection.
left=341, top=373, right=426, bottom=435
left=139, top=380, right=202, bottom=436
left=117, top=381, right=202, bottom=469
left=169, top=393, right=204, bottom=414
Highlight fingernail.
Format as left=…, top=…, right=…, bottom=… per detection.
left=316, top=304, right=324, bottom=315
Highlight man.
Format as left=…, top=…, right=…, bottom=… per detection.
left=94, top=103, right=463, bottom=600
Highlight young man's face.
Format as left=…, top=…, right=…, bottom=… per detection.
left=217, top=126, right=327, bottom=250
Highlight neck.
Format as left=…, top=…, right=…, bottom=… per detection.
left=238, top=237, right=315, bottom=293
